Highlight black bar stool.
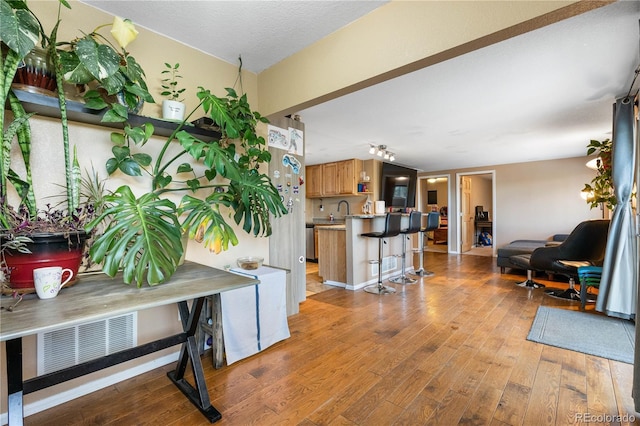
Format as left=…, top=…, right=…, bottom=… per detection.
left=361, top=213, right=402, bottom=294
left=391, top=211, right=422, bottom=284
left=412, top=211, right=440, bottom=277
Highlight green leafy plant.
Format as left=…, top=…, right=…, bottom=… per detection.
left=86, top=81, right=287, bottom=286
left=160, top=62, right=186, bottom=102
left=57, top=15, right=154, bottom=115
left=582, top=138, right=615, bottom=210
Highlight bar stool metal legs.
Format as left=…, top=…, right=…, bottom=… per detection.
left=362, top=213, right=402, bottom=295
left=390, top=211, right=421, bottom=285
left=390, top=233, right=416, bottom=284
left=364, top=238, right=396, bottom=294
left=411, top=212, right=439, bottom=278
left=411, top=230, right=435, bottom=277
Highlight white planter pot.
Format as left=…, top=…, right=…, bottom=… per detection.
left=162, top=100, right=186, bottom=121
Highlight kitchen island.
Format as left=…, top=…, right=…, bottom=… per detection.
left=316, top=215, right=414, bottom=290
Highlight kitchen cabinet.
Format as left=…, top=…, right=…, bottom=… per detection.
left=337, top=159, right=357, bottom=195
left=323, top=162, right=338, bottom=195
left=306, top=164, right=323, bottom=197
left=306, top=159, right=362, bottom=198
left=317, top=226, right=347, bottom=284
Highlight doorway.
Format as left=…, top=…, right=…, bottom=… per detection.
left=456, top=171, right=496, bottom=256
left=417, top=175, right=451, bottom=253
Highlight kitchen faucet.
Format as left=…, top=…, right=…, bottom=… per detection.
left=337, top=200, right=350, bottom=216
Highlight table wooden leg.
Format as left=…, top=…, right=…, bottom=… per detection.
left=167, top=298, right=222, bottom=423
left=211, top=294, right=225, bottom=369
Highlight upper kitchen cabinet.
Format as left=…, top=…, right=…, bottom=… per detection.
left=336, top=159, right=357, bottom=195
left=306, top=164, right=323, bottom=197
left=306, top=159, right=362, bottom=198
left=323, top=162, right=339, bottom=196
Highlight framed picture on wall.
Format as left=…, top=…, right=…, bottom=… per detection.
left=427, top=190, right=437, bottom=205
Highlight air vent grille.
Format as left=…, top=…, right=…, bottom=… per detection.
left=37, top=313, right=137, bottom=375
left=370, top=255, right=398, bottom=276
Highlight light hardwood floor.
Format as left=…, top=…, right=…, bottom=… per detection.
left=25, top=252, right=637, bottom=425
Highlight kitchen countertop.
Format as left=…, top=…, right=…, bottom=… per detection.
left=315, top=224, right=346, bottom=230
left=313, top=218, right=346, bottom=225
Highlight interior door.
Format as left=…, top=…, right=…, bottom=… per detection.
left=461, top=176, right=473, bottom=252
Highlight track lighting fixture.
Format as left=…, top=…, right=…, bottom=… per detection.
left=368, top=144, right=395, bottom=162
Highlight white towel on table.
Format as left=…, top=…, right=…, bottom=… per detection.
left=222, top=266, right=290, bottom=364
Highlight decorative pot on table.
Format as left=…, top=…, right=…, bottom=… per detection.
left=1, top=231, right=87, bottom=292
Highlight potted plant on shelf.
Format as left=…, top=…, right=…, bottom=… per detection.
left=160, top=62, right=186, bottom=121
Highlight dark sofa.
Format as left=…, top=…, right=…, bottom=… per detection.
left=497, top=235, right=568, bottom=273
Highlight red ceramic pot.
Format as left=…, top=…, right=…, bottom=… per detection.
left=2, top=232, right=87, bottom=289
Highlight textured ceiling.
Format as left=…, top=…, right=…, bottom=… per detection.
left=82, top=0, right=388, bottom=73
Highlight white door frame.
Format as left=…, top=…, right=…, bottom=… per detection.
left=417, top=174, right=452, bottom=253
left=455, top=170, right=497, bottom=256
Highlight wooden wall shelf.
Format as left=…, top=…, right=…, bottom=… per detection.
left=10, top=88, right=222, bottom=142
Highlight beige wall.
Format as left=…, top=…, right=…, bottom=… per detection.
left=419, top=156, right=603, bottom=253
left=470, top=175, right=493, bottom=220
left=419, top=179, right=449, bottom=213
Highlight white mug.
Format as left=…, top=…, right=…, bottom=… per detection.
left=33, top=267, right=74, bottom=299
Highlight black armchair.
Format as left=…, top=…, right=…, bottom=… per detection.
left=529, top=219, right=610, bottom=300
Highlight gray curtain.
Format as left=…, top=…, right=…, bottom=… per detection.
left=635, top=94, right=640, bottom=413
left=596, top=96, right=637, bottom=320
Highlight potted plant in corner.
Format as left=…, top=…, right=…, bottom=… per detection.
left=582, top=138, right=615, bottom=210
left=160, top=62, right=186, bottom=121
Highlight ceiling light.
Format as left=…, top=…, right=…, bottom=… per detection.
left=368, top=144, right=395, bottom=162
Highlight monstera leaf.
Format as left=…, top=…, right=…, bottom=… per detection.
left=227, top=169, right=287, bottom=236
left=180, top=192, right=237, bottom=254
left=87, top=185, right=183, bottom=286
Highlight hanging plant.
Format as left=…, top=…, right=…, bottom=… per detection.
left=582, top=138, right=616, bottom=210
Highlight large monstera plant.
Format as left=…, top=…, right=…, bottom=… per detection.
left=87, top=86, right=287, bottom=286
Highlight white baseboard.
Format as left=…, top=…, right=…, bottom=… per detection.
left=0, top=350, right=180, bottom=424
left=346, top=268, right=415, bottom=291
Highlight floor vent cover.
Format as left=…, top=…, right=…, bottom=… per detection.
left=371, top=255, right=398, bottom=276
left=37, top=313, right=137, bottom=375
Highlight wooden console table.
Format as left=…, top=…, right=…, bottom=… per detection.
left=0, top=262, right=258, bottom=425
